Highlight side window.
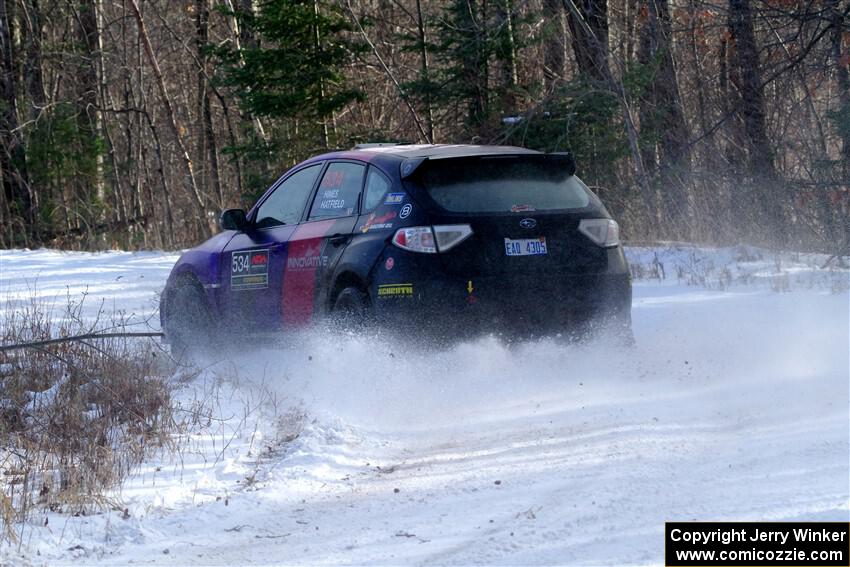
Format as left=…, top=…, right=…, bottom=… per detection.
left=308, top=162, right=364, bottom=221
left=363, top=167, right=393, bottom=212
left=255, top=164, right=322, bottom=228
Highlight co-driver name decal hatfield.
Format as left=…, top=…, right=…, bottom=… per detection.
left=231, top=249, right=269, bottom=290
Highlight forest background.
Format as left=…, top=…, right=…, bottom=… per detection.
left=1, top=0, right=848, bottom=254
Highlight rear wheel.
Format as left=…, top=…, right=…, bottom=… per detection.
left=332, top=286, right=372, bottom=331
left=166, top=279, right=214, bottom=357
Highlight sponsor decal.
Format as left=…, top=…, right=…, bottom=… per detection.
left=377, top=283, right=413, bottom=297
left=511, top=204, right=536, bottom=213
left=285, top=241, right=329, bottom=272
left=384, top=193, right=404, bottom=205
left=385, top=257, right=395, bottom=271
left=319, top=198, right=346, bottom=209
left=281, top=220, right=336, bottom=325
left=320, top=170, right=344, bottom=188
left=287, top=252, right=329, bottom=271
left=319, top=188, right=346, bottom=210
left=399, top=204, right=412, bottom=219
left=231, top=249, right=269, bottom=290
left=519, top=218, right=537, bottom=229
left=361, top=210, right=397, bottom=233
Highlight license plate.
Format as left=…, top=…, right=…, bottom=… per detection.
left=504, top=237, right=548, bottom=256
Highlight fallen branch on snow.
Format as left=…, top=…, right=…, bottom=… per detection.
left=0, top=331, right=164, bottom=353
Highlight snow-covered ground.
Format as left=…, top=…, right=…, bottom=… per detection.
left=0, top=245, right=848, bottom=566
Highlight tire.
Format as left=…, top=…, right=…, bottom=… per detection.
left=332, top=286, right=372, bottom=331
left=166, top=279, right=214, bottom=357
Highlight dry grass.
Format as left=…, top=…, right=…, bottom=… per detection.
left=0, top=291, right=187, bottom=543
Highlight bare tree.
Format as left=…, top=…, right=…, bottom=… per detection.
left=0, top=0, right=844, bottom=253
left=128, top=0, right=209, bottom=238
left=0, top=0, right=32, bottom=244
left=637, top=0, right=691, bottom=232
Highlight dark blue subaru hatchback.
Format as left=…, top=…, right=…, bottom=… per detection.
left=160, top=144, right=631, bottom=350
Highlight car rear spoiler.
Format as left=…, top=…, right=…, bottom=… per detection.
left=399, top=151, right=577, bottom=180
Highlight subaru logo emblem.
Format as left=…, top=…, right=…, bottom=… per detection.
left=519, top=218, right=537, bottom=229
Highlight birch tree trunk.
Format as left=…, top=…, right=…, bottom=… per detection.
left=79, top=0, right=106, bottom=216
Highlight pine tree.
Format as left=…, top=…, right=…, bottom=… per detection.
left=214, top=0, right=364, bottom=188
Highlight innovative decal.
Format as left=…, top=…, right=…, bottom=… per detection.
left=377, top=283, right=413, bottom=297
left=286, top=242, right=329, bottom=271
left=231, top=249, right=269, bottom=290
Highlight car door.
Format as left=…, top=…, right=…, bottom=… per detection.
left=281, top=161, right=365, bottom=325
left=220, top=163, right=324, bottom=332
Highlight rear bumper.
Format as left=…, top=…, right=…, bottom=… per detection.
left=371, top=269, right=631, bottom=335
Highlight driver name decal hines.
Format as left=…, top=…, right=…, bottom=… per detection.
left=231, top=249, right=269, bottom=290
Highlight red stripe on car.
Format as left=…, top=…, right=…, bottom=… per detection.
left=281, top=220, right=336, bottom=325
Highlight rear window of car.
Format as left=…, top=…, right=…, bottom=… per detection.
left=362, top=167, right=392, bottom=211
left=421, top=159, right=590, bottom=213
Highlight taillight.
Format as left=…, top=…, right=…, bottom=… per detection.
left=392, top=226, right=437, bottom=253
left=432, top=224, right=473, bottom=251
left=578, top=219, right=620, bottom=247
left=392, top=224, right=473, bottom=253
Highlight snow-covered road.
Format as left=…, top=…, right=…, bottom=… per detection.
left=1, top=246, right=848, bottom=565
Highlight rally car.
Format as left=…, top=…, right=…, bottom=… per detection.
left=160, top=144, right=632, bottom=351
